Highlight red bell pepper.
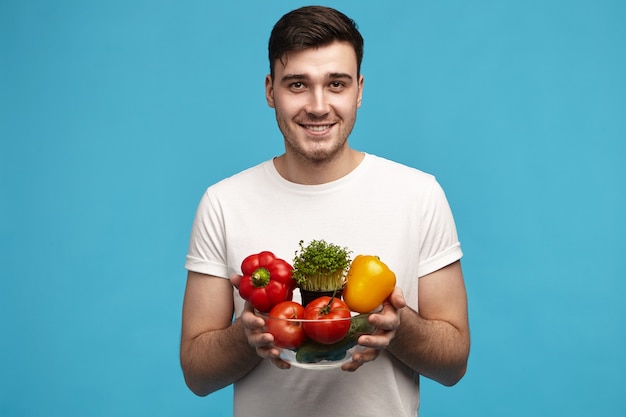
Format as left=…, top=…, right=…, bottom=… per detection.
left=238, top=251, right=296, bottom=312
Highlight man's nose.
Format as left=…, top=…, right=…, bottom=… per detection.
left=305, top=88, right=330, bottom=116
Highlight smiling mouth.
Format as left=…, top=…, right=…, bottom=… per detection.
left=301, top=124, right=334, bottom=132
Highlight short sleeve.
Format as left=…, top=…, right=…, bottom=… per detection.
left=417, top=180, right=463, bottom=277
left=185, top=189, right=230, bottom=279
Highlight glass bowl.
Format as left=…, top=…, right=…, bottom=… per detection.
left=258, top=311, right=376, bottom=370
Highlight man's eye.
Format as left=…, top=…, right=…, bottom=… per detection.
left=290, top=82, right=304, bottom=89
left=330, top=81, right=345, bottom=89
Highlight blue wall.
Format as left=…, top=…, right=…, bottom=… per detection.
left=1, top=1, right=624, bottom=416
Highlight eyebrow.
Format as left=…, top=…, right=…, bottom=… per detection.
left=280, top=72, right=354, bottom=83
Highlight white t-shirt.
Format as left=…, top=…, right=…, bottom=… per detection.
left=185, top=153, right=463, bottom=417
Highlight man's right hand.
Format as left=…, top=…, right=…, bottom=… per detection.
left=231, top=274, right=292, bottom=370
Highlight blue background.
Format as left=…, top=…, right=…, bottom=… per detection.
left=1, top=1, right=624, bottom=416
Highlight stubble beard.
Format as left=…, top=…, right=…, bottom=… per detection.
left=284, top=134, right=347, bottom=166
left=277, top=113, right=357, bottom=167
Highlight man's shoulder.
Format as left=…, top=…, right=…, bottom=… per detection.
left=218, top=160, right=270, bottom=182
left=206, top=160, right=272, bottom=194
left=366, top=153, right=435, bottom=182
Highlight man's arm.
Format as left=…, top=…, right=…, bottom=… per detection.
left=387, top=260, right=470, bottom=386
left=180, top=271, right=262, bottom=396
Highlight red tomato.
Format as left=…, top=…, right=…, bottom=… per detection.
left=302, top=296, right=351, bottom=344
left=266, top=301, right=306, bottom=349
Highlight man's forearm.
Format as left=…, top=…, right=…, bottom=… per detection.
left=180, top=318, right=262, bottom=396
left=388, top=306, right=470, bottom=386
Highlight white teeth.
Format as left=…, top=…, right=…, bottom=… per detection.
left=305, top=125, right=331, bottom=132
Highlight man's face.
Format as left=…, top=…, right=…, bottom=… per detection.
left=266, top=41, right=364, bottom=164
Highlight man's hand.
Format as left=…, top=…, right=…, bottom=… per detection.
left=341, top=287, right=406, bottom=372
left=230, top=274, right=292, bottom=369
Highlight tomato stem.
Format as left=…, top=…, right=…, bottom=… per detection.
left=321, top=289, right=340, bottom=315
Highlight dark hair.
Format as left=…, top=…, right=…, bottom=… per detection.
left=268, top=6, right=364, bottom=79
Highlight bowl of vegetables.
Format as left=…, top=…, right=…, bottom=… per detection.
left=258, top=297, right=376, bottom=370
left=239, top=242, right=397, bottom=369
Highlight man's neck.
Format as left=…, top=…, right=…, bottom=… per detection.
left=273, top=148, right=365, bottom=185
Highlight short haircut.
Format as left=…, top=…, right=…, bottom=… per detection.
left=268, top=6, right=364, bottom=79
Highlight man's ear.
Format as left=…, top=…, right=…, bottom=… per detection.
left=357, top=74, right=364, bottom=108
left=265, top=75, right=275, bottom=108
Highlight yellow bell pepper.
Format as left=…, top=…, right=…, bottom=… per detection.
left=343, top=255, right=396, bottom=313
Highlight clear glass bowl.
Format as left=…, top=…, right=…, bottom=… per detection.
left=258, top=311, right=375, bottom=370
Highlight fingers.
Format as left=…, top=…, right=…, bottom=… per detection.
left=241, top=307, right=272, bottom=347
left=342, top=333, right=393, bottom=372
left=368, top=289, right=404, bottom=334
left=270, top=357, right=291, bottom=370
left=342, top=346, right=381, bottom=372
left=239, top=303, right=291, bottom=369
left=342, top=321, right=396, bottom=372
left=389, top=286, right=407, bottom=309
left=229, top=274, right=242, bottom=289
left=342, top=288, right=405, bottom=372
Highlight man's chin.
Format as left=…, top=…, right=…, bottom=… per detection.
left=284, top=134, right=348, bottom=163
left=301, top=146, right=346, bottom=164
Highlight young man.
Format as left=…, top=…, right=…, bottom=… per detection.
left=180, top=6, right=470, bottom=417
